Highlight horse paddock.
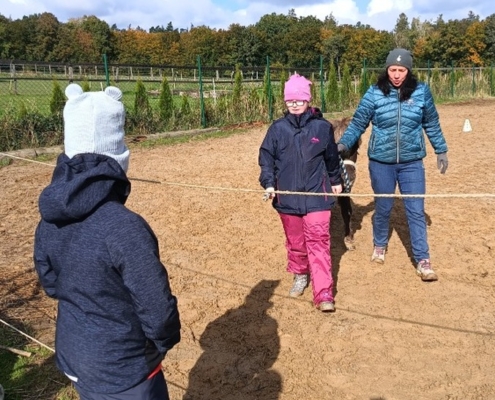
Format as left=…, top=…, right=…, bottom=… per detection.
left=1, top=99, right=495, bottom=399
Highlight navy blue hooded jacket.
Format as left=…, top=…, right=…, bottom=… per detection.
left=259, top=108, right=342, bottom=215
left=34, top=153, right=180, bottom=394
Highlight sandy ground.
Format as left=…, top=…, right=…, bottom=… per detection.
left=1, top=99, right=495, bottom=400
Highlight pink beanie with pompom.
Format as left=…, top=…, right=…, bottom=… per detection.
left=284, top=74, right=312, bottom=102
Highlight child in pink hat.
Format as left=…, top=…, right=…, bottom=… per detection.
left=259, top=74, right=342, bottom=312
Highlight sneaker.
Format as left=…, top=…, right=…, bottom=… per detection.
left=289, top=274, right=308, bottom=297
left=416, top=259, right=438, bottom=281
left=317, top=301, right=335, bottom=312
left=371, top=246, right=386, bottom=264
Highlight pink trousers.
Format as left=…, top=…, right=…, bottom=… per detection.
left=279, top=211, right=334, bottom=305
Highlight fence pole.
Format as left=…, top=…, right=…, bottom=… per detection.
left=197, top=55, right=206, bottom=128
left=427, top=60, right=431, bottom=86
left=472, top=64, right=476, bottom=95
left=491, top=63, right=494, bottom=97
left=320, top=55, right=326, bottom=113
left=9, top=62, right=17, bottom=95
left=361, top=58, right=368, bottom=97
left=450, top=61, right=455, bottom=98
left=103, top=53, right=110, bottom=87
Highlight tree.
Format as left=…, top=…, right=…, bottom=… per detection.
left=32, top=12, right=60, bottom=61
left=340, top=63, right=353, bottom=110
left=232, top=64, right=243, bottom=105
left=50, top=80, right=65, bottom=115
left=279, top=69, right=288, bottom=100
left=158, top=77, right=174, bottom=125
left=326, top=62, right=339, bottom=111
left=285, top=15, right=323, bottom=67
left=393, top=13, right=411, bottom=49
left=483, top=14, right=495, bottom=63
left=4, top=15, right=38, bottom=60
left=134, top=79, right=151, bottom=118
left=79, top=15, right=113, bottom=62
left=255, top=12, right=296, bottom=65
left=178, top=26, right=218, bottom=66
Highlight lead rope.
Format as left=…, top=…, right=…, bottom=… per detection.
left=339, top=156, right=352, bottom=193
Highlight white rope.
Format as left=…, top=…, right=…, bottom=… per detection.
left=151, top=181, right=495, bottom=199
left=2, top=152, right=495, bottom=199
left=0, top=317, right=55, bottom=353
left=0, top=152, right=56, bottom=167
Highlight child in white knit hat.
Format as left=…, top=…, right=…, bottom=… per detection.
left=34, top=84, right=180, bottom=400
left=63, top=83, right=130, bottom=172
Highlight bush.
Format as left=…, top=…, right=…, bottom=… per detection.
left=50, top=80, right=65, bottom=116
left=158, top=77, right=174, bottom=126
left=0, top=103, right=63, bottom=152
left=326, top=62, right=339, bottom=111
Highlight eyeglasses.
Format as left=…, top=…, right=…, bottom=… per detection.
left=285, top=100, right=306, bottom=107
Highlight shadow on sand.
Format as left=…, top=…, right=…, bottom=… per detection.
left=184, top=279, right=282, bottom=400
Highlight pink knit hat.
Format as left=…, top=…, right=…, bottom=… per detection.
left=284, top=74, right=312, bottom=102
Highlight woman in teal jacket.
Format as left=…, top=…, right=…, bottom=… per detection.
left=338, top=48, right=448, bottom=281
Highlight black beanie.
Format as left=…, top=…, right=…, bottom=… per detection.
left=385, top=48, right=413, bottom=71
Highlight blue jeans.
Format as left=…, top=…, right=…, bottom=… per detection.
left=368, top=159, right=429, bottom=262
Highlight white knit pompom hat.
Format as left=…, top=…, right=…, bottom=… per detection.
left=63, top=83, right=130, bottom=172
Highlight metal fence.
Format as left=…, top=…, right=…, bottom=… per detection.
left=1, top=57, right=494, bottom=121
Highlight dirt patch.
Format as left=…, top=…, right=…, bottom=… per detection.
left=1, top=99, right=495, bottom=399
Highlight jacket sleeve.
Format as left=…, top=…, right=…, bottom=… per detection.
left=422, top=84, right=448, bottom=154
left=325, top=124, right=342, bottom=186
left=109, top=216, right=181, bottom=356
left=33, top=222, right=58, bottom=299
left=339, top=86, right=375, bottom=150
left=258, top=125, right=277, bottom=189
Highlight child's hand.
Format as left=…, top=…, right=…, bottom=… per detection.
left=331, top=184, right=342, bottom=195
left=262, top=187, right=275, bottom=201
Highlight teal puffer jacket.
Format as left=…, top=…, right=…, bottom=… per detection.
left=339, top=83, right=448, bottom=164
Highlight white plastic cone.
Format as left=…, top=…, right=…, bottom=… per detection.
left=463, top=118, right=472, bottom=132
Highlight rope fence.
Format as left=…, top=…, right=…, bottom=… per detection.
left=2, top=151, right=495, bottom=199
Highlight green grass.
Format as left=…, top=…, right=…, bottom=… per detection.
left=0, top=325, right=77, bottom=400
left=0, top=77, right=242, bottom=118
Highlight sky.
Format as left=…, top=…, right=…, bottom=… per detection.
left=1, top=0, right=493, bottom=32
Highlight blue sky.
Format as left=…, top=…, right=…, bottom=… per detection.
left=2, top=0, right=493, bottom=32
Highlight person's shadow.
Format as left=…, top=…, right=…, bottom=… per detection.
left=331, top=199, right=375, bottom=296
left=184, top=280, right=282, bottom=400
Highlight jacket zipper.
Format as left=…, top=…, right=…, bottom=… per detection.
left=396, top=89, right=401, bottom=163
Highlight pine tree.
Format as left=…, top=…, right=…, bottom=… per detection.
left=279, top=69, right=288, bottom=100
left=81, top=81, right=91, bottom=92
left=179, top=94, right=191, bottom=116
left=50, top=80, right=65, bottom=115
left=134, top=79, right=151, bottom=117
left=232, top=64, right=243, bottom=105
left=326, top=62, right=339, bottom=111
left=158, top=77, right=174, bottom=124
left=340, top=63, right=353, bottom=110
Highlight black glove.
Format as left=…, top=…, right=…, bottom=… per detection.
left=437, top=153, right=448, bottom=174
left=337, top=143, right=347, bottom=154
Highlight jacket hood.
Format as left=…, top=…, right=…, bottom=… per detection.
left=39, top=153, right=131, bottom=224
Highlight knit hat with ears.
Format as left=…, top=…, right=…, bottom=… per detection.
left=284, top=73, right=312, bottom=102
left=385, top=48, right=413, bottom=71
left=63, top=83, right=130, bottom=172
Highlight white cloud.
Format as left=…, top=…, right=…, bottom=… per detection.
left=0, top=0, right=493, bottom=32
left=367, top=0, right=412, bottom=17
